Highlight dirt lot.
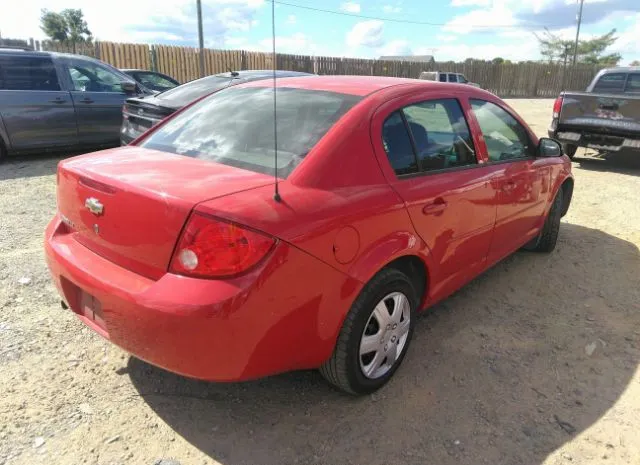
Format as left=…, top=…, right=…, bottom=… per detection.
left=1, top=99, right=639, bottom=465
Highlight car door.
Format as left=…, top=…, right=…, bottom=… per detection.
left=469, top=99, right=550, bottom=262
left=62, top=57, right=133, bottom=146
left=372, top=94, right=498, bottom=300
left=0, top=54, right=77, bottom=150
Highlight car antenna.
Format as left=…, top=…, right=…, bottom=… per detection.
left=270, top=0, right=281, bottom=202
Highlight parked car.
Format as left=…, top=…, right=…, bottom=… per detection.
left=0, top=48, right=151, bottom=162
left=120, top=69, right=314, bottom=145
left=419, top=71, right=480, bottom=87
left=120, top=69, right=180, bottom=94
left=45, top=76, right=573, bottom=395
left=548, top=67, right=640, bottom=159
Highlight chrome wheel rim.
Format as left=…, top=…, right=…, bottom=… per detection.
left=359, top=291, right=411, bottom=380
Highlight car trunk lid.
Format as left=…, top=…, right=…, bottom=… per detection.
left=56, top=146, right=274, bottom=279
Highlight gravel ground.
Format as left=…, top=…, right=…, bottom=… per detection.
left=1, top=99, right=639, bottom=465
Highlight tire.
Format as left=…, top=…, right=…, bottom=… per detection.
left=524, top=188, right=563, bottom=253
left=561, top=143, right=577, bottom=160
left=320, top=268, right=417, bottom=395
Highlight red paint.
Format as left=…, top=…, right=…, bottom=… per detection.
left=45, top=77, right=573, bottom=382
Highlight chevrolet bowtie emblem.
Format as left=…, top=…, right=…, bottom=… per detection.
left=85, top=197, right=104, bottom=216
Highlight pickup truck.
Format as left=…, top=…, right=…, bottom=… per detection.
left=548, top=67, right=640, bottom=159
left=0, top=48, right=149, bottom=162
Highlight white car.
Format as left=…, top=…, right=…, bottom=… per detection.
left=419, top=71, right=481, bottom=88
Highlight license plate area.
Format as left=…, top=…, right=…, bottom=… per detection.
left=59, top=277, right=108, bottom=333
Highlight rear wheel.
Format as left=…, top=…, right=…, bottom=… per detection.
left=320, top=268, right=417, bottom=395
left=561, top=143, right=577, bottom=160
left=524, top=188, right=563, bottom=253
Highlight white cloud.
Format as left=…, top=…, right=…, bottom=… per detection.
left=0, top=0, right=263, bottom=47
left=443, top=6, right=517, bottom=34
left=341, top=2, right=361, bottom=13
left=346, top=20, right=384, bottom=48
left=287, top=14, right=297, bottom=24
left=378, top=39, right=412, bottom=56
left=436, top=34, right=458, bottom=42
left=382, top=5, right=402, bottom=13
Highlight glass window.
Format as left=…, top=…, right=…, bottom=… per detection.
left=139, top=87, right=361, bottom=179
left=382, top=111, right=419, bottom=176
left=154, top=75, right=230, bottom=104
left=625, top=74, right=640, bottom=93
left=447, top=74, right=457, bottom=82
left=66, top=59, right=125, bottom=93
left=0, top=56, right=60, bottom=91
left=133, top=72, right=178, bottom=92
left=471, top=99, right=533, bottom=162
left=593, top=73, right=626, bottom=93
left=457, top=75, right=468, bottom=83
left=438, top=73, right=447, bottom=82
left=403, top=99, right=476, bottom=171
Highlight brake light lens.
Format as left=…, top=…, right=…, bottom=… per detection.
left=553, top=95, right=563, bottom=119
left=169, top=212, right=276, bottom=278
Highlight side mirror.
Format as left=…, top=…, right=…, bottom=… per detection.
left=537, top=137, right=563, bottom=157
left=120, top=81, right=137, bottom=94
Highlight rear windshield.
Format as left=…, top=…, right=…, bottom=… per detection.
left=154, top=75, right=232, bottom=107
left=139, top=86, right=361, bottom=178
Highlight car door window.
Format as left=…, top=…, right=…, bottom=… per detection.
left=624, top=74, right=640, bottom=93
left=447, top=74, right=457, bottom=82
left=438, top=74, right=447, bottom=82
left=66, top=59, right=123, bottom=93
left=471, top=99, right=533, bottom=162
left=403, top=99, right=476, bottom=171
left=458, top=75, right=468, bottom=83
left=382, top=111, right=419, bottom=175
left=593, top=73, right=626, bottom=93
left=0, top=56, right=60, bottom=91
left=134, top=72, right=177, bottom=90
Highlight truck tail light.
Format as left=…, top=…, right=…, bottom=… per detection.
left=169, top=212, right=276, bottom=279
left=553, top=95, right=563, bottom=119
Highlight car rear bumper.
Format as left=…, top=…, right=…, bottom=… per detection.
left=550, top=127, right=640, bottom=152
left=44, top=216, right=360, bottom=381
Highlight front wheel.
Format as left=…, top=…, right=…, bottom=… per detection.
left=524, top=188, right=563, bottom=253
left=561, top=143, right=577, bottom=160
left=320, top=268, right=417, bottom=395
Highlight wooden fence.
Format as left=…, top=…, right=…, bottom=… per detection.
left=26, top=39, right=602, bottom=98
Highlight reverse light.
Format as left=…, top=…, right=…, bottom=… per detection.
left=169, top=212, right=276, bottom=278
left=553, top=95, right=563, bottom=119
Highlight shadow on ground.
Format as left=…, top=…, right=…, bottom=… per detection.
left=129, top=223, right=640, bottom=465
left=574, top=149, right=640, bottom=175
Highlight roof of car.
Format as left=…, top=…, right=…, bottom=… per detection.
left=237, top=75, right=462, bottom=96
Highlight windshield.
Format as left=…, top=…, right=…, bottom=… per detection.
left=139, top=86, right=361, bottom=178
left=154, top=75, right=232, bottom=106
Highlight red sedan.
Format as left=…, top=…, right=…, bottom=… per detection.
left=45, top=76, right=573, bottom=395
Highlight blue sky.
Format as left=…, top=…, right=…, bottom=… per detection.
left=2, top=0, right=639, bottom=64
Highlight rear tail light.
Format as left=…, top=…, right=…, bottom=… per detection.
left=169, top=212, right=276, bottom=279
left=553, top=95, right=563, bottom=119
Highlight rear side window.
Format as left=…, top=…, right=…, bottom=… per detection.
left=625, top=74, right=640, bottom=93
left=593, top=73, right=626, bottom=93
left=438, top=74, right=447, bottom=82
left=0, top=56, right=60, bottom=91
left=382, top=99, right=476, bottom=175
left=382, top=112, right=419, bottom=175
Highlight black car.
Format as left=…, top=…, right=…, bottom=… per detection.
left=120, top=69, right=180, bottom=94
left=120, top=69, right=314, bottom=145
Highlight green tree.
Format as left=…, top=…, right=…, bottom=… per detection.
left=536, top=28, right=621, bottom=66
left=630, top=60, right=640, bottom=66
left=40, top=8, right=92, bottom=52
left=492, top=57, right=504, bottom=65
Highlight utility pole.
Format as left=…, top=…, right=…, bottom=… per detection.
left=197, top=0, right=205, bottom=78
left=572, top=0, right=584, bottom=65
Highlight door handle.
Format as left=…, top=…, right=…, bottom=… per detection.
left=422, top=198, right=447, bottom=215
left=49, top=98, right=66, bottom=104
left=80, top=98, right=94, bottom=104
